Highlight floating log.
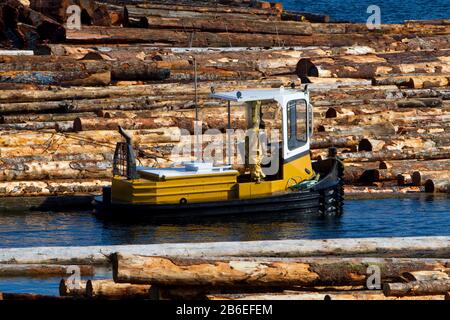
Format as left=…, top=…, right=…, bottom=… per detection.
left=0, top=159, right=113, bottom=181
left=65, top=26, right=402, bottom=48
left=379, top=159, right=450, bottom=171
left=86, top=279, right=150, bottom=299
left=297, top=50, right=450, bottom=79
left=344, top=185, right=421, bottom=195
left=383, top=280, right=450, bottom=296
left=0, top=78, right=290, bottom=103
left=424, top=179, right=450, bottom=193
left=1, top=292, right=72, bottom=300
left=0, top=178, right=110, bottom=196
left=0, top=237, right=449, bottom=265
left=403, top=271, right=450, bottom=282
left=144, top=15, right=314, bottom=36
left=0, top=70, right=111, bottom=86
left=112, top=254, right=450, bottom=287
left=73, top=117, right=178, bottom=132
left=207, top=291, right=445, bottom=300
left=59, top=279, right=88, bottom=297
left=0, top=264, right=93, bottom=277
left=317, top=123, right=396, bottom=136
left=340, top=148, right=450, bottom=163
left=372, top=75, right=450, bottom=88
left=412, top=170, right=450, bottom=186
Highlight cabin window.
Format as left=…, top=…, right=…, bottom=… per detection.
left=287, top=99, right=307, bottom=150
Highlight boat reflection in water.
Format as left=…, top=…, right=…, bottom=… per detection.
left=0, top=196, right=448, bottom=248
left=97, top=209, right=344, bottom=244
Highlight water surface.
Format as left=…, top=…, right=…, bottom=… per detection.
left=0, top=197, right=448, bottom=249
left=282, top=0, right=450, bottom=23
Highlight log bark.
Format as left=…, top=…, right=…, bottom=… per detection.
left=0, top=264, right=93, bottom=277
left=383, top=280, right=450, bottom=296
left=86, top=279, right=150, bottom=299
left=65, top=26, right=402, bottom=48
left=0, top=178, right=110, bottom=196
left=144, top=15, right=314, bottom=35
left=0, top=70, right=111, bottom=86
left=0, top=112, right=96, bottom=124
left=112, top=254, right=450, bottom=287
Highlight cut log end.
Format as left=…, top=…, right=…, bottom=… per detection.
left=358, top=138, right=373, bottom=152
left=296, top=59, right=318, bottom=78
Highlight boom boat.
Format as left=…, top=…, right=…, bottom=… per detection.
left=93, top=87, right=344, bottom=219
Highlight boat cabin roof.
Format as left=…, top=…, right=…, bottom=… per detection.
left=209, top=88, right=308, bottom=104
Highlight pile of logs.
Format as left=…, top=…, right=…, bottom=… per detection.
left=0, top=0, right=449, bottom=197
left=0, top=237, right=449, bottom=300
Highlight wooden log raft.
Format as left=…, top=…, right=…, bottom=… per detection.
left=383, top=280, right=450, bottom=296
left=112, top=254, right=450, bottom=287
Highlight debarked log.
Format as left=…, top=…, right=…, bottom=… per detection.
left=207, top=291, right=446, bottom=300
left=383, top=280, right=450, bottom=296
left=403, top=271, right=450, bottom=282
left=340, top=148, right=450, bottom=162
left=412, top=170, right=450, bottom=186
left=0, top=264, right=93, bottom=277
left=297, top=50, right=450, bottom=79
left=424, top=179, right=450, bottom=193
left=112, top=254, right=450, bottom=287
left=1, top=237, right=449, bottom=265
left=372, top=75, right=450, bottom=88
left=86, top=279, right=150, bottom=299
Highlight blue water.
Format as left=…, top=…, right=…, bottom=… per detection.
left=0, top=197, right=448, bottom=249
left=0, top=197, right=448, bottom=296
left=282, top=0, right=450, bottom=23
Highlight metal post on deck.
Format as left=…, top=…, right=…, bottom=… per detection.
left=194, top=57, right=201, bottom=162
left=227, top=100, right=231, bottom=165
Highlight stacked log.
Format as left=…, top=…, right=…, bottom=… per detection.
left=0, top=0, right=449, bottom=196
left=0, top=236, right=449, bottom=300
